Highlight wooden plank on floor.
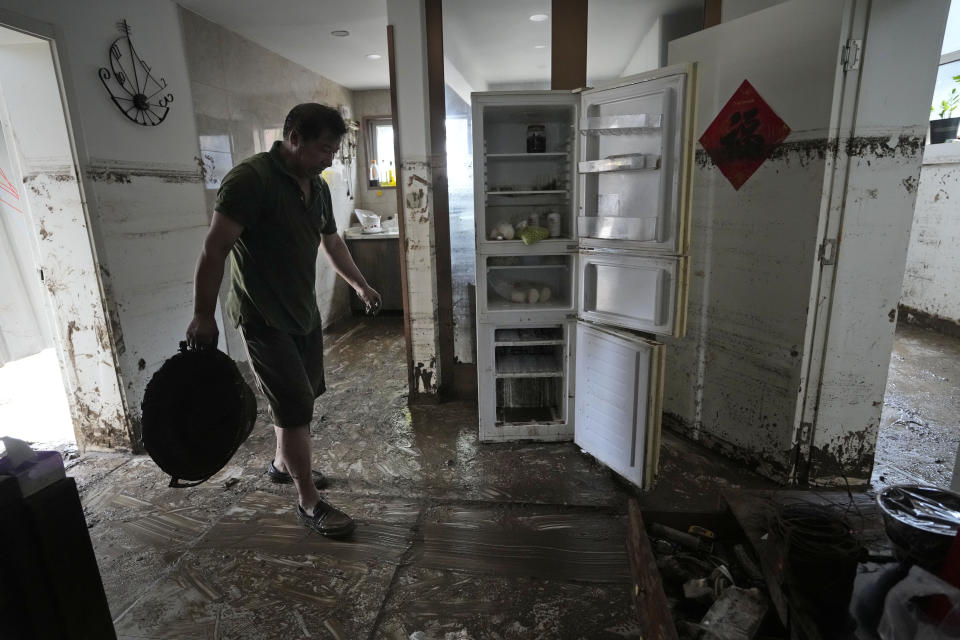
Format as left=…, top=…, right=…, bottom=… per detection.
left=626, top=498, right=679, bottom=640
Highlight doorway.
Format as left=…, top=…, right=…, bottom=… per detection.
left=0, top=26, right=73, bottom=449
left=873, top=0, right=960, bottom=490
left=0, top=20, right=126, bottom=453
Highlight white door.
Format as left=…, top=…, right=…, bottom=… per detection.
left=573, top=321, right=665, bottom=489
left=661, top=0, right=916, bottom=484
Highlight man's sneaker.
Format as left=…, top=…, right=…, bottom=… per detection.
left=266, top=460, right=327, bottom=489
left=297, top=499, right=355, bottom=538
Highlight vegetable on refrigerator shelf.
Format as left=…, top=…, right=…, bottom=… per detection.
left=527, top=288, right=540, bottom=304
left=497, top=222, right=515, bottom=240
left=540, top=286, right=552, bottom=302
left=520, top=225, right=549, bottom=245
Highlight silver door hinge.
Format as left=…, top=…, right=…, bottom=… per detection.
left=842, top=39, right=862, bottom=71
left=819, top=238, right=838, bottom=265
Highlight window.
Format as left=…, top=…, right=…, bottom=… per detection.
left=930, top=0, right=960, bottom=143
left=364, top=116, right=396, bottom=188
left=931, top=55, right=960, bottom=121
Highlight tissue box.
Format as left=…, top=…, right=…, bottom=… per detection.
left=0, top=450, right=65, bottom=497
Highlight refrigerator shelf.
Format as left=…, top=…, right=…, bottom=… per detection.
left=494, top=328, right=565, bottom=346
left=486, top=152, right=568, bottom=159
left=495, top=338, right=564, bottom=346
left=487, top=264, right=569, bottom=271
left=496, top=406, right=563, bottom=425
left=486, top=300, right=570, bottom=311
left=579, top=154, right=661, bottom=173
left=580, top=114, right=662, bottom=135
left=486, top=190, right=568, bottom=196
left=495, top=353, right=563, bottom=378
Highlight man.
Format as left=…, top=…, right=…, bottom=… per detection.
left=186, top=103, right=381, bottom=538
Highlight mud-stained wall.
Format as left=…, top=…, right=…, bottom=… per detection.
left=1, top=0, right=212, bottom=450
left=402, top=159, right=441, bottom=396
left=389, top=0, right=442, bottom=398
left=180, top=9, right=357, bottom=363
left=901, top=146, right=960, bottom=327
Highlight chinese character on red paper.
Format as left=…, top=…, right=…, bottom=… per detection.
left=699, top=80, right=791, bottom=190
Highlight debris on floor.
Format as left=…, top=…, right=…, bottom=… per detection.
left=641, top=511, right=783, bottom=639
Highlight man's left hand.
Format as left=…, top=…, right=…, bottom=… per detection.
left=358, top=285, right=382, bottom=315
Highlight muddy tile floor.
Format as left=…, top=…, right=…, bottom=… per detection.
left=69, top=316, right=774, bottom=639
left=872, top=321, right=960, bottom=489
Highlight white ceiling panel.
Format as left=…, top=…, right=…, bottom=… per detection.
left=177, top=0, right=702, bottom=91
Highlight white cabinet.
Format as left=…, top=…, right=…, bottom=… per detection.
left=473, top=64, right=694, bottom=489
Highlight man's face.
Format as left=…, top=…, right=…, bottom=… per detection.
left=291, top=131, right=341, bottom=176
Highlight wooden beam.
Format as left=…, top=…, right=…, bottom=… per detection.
left=626, top=499, right=680, bottom=640
left=424, top=0, right=456, bottom=400
left=551, top=0, right=588, bottom=90
left=704, top=0, right=722, bottom=28
left=387, top=24, right=417, bottom=400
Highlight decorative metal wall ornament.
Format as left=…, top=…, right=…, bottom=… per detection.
left=98, top=20, right=174, bottom=126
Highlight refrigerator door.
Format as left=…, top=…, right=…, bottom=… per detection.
left=578, top=248, right=688, bottom=337
left=573, top=321, right=665, bottom=489
left=577, top=64, right=693, bottom=254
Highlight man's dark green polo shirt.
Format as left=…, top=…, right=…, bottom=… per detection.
left=215, top=141, right=337, bottom=334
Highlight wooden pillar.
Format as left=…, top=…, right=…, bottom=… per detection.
left=425, top=0, right=455, bottom=400
left=704, top=0, right=722, bottom=28
left=551, top=0, right=588, bottom=90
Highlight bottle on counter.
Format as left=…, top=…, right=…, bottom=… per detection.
left=385, top=161, right=396, bottom=187
left=368, top=161, right=379, bottom=187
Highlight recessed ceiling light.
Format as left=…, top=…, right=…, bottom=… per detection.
left=366, top=53, right=382, bottom=60
left=331, top=30, right=350, bottom=37
left=529, top=14, right=548, bottom=22
left=534, top=44, right=547, bottom=49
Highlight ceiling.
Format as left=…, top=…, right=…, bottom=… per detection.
left=177, top=0, right=703, bottom=91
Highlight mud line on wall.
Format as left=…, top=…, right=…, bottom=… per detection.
left=694, top=135, right=924, bottom=170
left=84, top=159, right=203, bottom=184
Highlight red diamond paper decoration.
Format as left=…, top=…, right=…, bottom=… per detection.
left=699, top=80, right=791, bottom=190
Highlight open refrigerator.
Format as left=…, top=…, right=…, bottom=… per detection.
left=473, top=64, right=695, bottom=489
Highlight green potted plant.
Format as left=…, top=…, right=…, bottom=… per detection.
left=930, top=74, right=960, bottom=144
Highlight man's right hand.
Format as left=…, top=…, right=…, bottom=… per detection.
left=186, top=314, right=219, bottom=350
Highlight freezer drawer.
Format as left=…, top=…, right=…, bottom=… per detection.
left=477, top=322, right=573, bottom=442
left=479, top=253, right=575, bottom=318
left=573, top=322, right=664, bottom=490
left=578, top=250, right=687, bottom=337
left=577, top=66, right=693, bottom=254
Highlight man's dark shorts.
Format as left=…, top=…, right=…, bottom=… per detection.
left=240, top=319, right=325, bottom=427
